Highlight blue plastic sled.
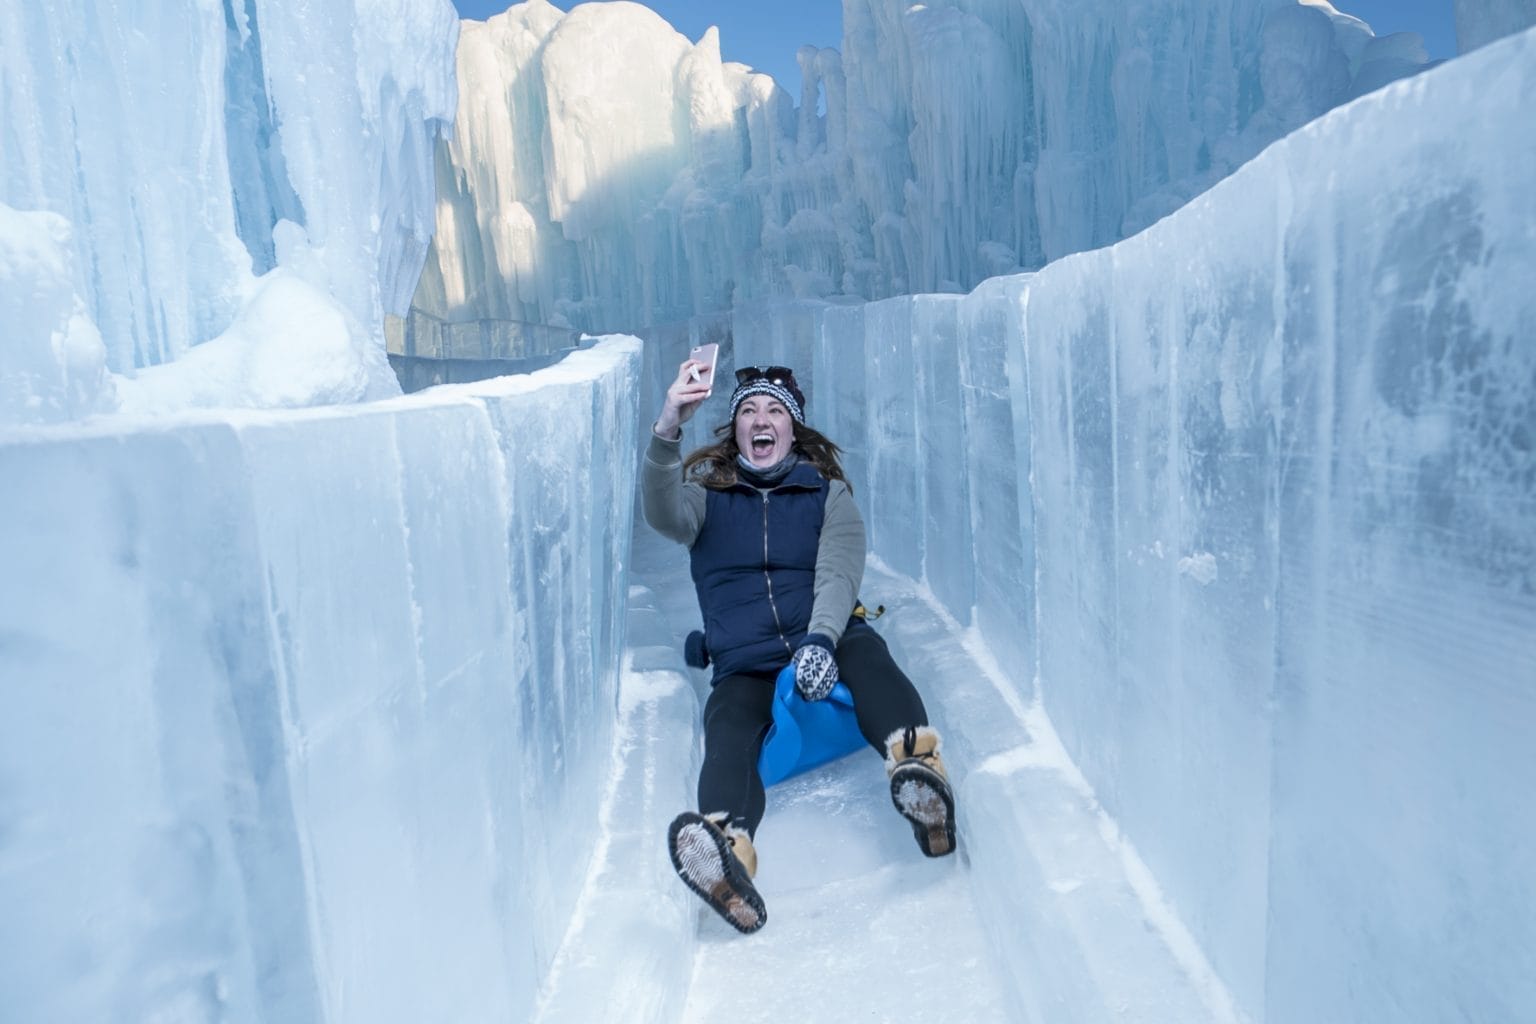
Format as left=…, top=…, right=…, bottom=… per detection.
left=757, top=663, right=866, bottom=786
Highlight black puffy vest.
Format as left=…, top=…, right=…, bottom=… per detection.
left=690, top=462, right=827, bottom=681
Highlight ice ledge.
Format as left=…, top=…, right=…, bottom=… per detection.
left=533, top=584, right=700, bottom=1024
left=867, top=565, right=1246, bottom=1024
left=964, top=765, right=1245, bottom=1024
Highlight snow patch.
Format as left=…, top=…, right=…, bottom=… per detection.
left=114, top=267, right=368, bottom=414
left=619, top=667, right=687, bottom=714
left=0, top=204, right=115, bottom=425
left=1177, top=552, right=1219, bottom=585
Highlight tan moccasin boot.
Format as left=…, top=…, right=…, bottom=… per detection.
left=667, top=811, right=765, bottom=933
left=885, top=726, right=957, bottom=857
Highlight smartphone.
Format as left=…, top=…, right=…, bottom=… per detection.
left=688, top=343, right=719, bottom=390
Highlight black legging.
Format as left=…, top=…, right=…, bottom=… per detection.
left=697, top=627, right=929, bottom=837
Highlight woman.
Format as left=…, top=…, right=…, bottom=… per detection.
left=643, top=358, right=957, bottom=935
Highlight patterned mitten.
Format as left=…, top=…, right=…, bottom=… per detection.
left=791, top=633, right=839, bottom=701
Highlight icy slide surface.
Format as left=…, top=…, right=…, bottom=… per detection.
left=610, top=523, right=1241, bottom=1024
left=731, top=30, right=1536, bottom=1024
left=0, top=340, right=640, bottom=1023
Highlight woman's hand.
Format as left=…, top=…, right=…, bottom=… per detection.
left=654, top=357, right=714, bottom=439
left=791, top=633, right=839, bottom=701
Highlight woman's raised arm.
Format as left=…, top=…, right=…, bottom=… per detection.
left=642, top=358, right=710, bottom=545
left=653, top=357, right=713, bottom=439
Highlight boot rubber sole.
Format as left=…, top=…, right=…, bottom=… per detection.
left=890, top=761, right=957, bottom=857
left=667, top=812, right=766, bottom=934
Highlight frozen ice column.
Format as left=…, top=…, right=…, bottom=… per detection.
left=0, top=0, right=458, bottom=404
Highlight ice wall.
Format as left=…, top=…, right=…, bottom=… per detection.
left=0, top=0, right=459, bottom=422
left=0, top=338, right=641, bottom=1023
left=419, top=0, right=1430, bottom=333
left=735, top=30, right=1536, bottom=1022
left=1456, top=0, right=1536, bottom=51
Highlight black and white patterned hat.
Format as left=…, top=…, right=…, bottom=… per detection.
left=729, top=367, right=806, bottom=424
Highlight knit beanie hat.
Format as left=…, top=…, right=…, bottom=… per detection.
left=729, top=369, right=806, bottom=424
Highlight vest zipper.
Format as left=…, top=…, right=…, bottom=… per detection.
left=761, top=490, right=793, bottom=657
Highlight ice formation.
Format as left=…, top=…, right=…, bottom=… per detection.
left=0, top=204, right=113, bottom=422
left=0, top=0, right=460, bottom=423
left=1456, top=0, right=1536, bottom=50
left=0, top=339, right=643, bottom=1022
left=727, top=28, right=1536, bottom=1021
left=417, top=0, right=1436, bottom=332
left=0, top=0, right=1532, bottom=1022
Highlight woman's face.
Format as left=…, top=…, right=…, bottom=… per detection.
left=734, top=396, right=794, bottom=468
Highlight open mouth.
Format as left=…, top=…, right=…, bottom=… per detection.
left=751, top=432, right=776, bottom=459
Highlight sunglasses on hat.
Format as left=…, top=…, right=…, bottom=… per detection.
left=734, top=365, right=798, bottom=388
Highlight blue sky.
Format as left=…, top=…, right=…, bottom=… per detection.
left=1344, top=0, right=1457, bottom=59
left=450, top=1, right=1458, bottom=100
left=450, top=1, right=839, bottom=95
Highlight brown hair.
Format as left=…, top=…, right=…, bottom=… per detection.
left=684, top=418, right=851, bottom=492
